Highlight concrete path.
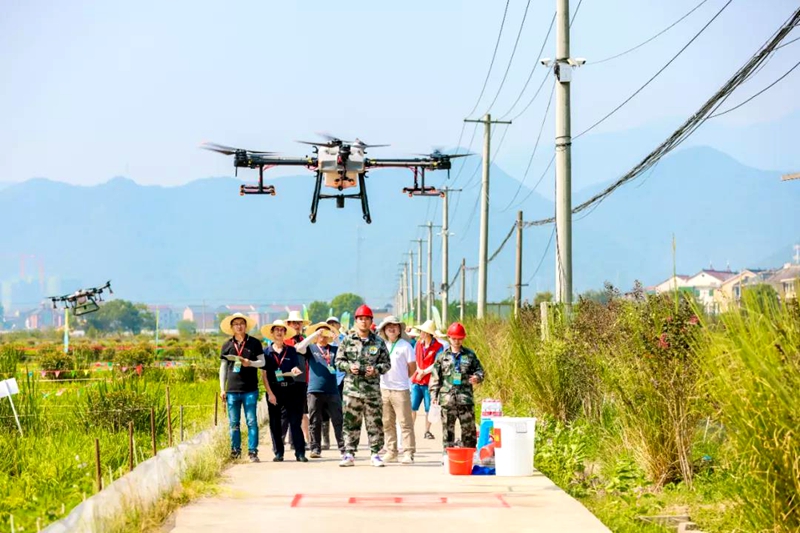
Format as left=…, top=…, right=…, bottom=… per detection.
left=166, top=415, right=609, bottom=533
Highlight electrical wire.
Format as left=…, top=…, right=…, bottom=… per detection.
left=499, top=12, right=556, bottom=120
left=514, top=154, right=556, bottom=209
left=775, top=34, right=800, bottom=50
left=465, top=0, right=512, bottom=118
left=589, top=0, right=710, bottom=66
left=708, top=59, right=800, bottom=119
left=570, top=0, right=584, bottom=27
left=573, top=0, right=732, bottom=140
left=524, top=6, right=800, bottom=227
left=488, top=223, right=517, bottom=263
left=525, top=226, right=556, bottom=285
left=502, top=81, right=556, bottom=211
left=481, top=0, right=533, bottom=116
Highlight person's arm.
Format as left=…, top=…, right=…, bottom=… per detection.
left=294, top=330, right=320, bottom=354
left=429, top=360, right=441, bottom=403
left=469, top=353, right=485, bottom=384
left=405, top=344, right=417, bottom=377
left=373, top=340, right=391, bottom=375
left=219, top=360, right=227, bottom=398
left=421, top=346, right=443, bottom=376
left=261, top=369, right=277, bottom=404
left=335, top=339, right=353, bottom=372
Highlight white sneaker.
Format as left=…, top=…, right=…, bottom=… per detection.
left=339, top=453, right=355, bottom=467
left=371, top=454, right=385, bottom=467
left=441, top=453, right=448, bottom=465
left=383, top=451, right=398, bottom=463
left=401, top=453, right=414, bottom=465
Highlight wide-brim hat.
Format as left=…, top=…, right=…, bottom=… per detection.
left=414, top=319, right=437, bottom=336
left=220, top=313, right=258, bottom=336
left=377, top=315, right=409, bottom=341
left=285, top=310, right=310, bottom=326
left=261, top=320, right=297, bottom=341
left=325, top=316, right=341, bottom=325
left=306, top=322, right=336, bottom=339
left=434, top=329, right=448, bottom=340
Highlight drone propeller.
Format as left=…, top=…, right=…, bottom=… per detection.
left=200, top=142, right=276, bottom=156
left=352, top=138, right=390, bottom=149
left=412, top=150, right=473, bottom=159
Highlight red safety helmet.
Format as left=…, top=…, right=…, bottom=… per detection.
left=355, top=304, right=373, bottom=318
left=447, top=322, right=466, bottom=339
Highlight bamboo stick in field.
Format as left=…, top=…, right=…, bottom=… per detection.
left=128, top=421, right=134, bottom=472
left=94, top=439, right=102, bottom=492
left=166, top=386, right=173, bottom=447
left=150, top=407, right=156, bottom=456
left=214, top=394, right=218, bottom=426
left=180, top=405, right=184, bottom=442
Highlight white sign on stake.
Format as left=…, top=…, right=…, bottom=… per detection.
left=1, top=378, right=23, bottom=436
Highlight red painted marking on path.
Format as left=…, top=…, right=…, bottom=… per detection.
left=290, top=493, right=508, bottom=509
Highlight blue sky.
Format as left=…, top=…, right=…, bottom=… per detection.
left=2, top=0, right=799, bottom=188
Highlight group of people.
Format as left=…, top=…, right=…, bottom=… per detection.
left=218, top=304, right=485, bottom=467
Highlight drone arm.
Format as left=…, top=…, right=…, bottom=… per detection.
left=366, top=159, right=451, bottom=170
left=234, top=155, right=317, bottom=169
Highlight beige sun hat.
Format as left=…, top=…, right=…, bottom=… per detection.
left=260, top=320, right=297, bottom=341
left=306, top=322, right=336, bottom=339
left=377, top=315, right=409, bottom=341
left=414, top=319, right=437, bottom=336
left=220, top=313, right=258, bottom=336
left=285, top=310, right=310, bottom=326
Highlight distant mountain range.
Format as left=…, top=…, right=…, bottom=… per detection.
left=1, top=146, right=798, bottom=309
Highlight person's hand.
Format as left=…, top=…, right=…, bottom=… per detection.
left=365, top=365, right=376, bottom=377
left=431, top=397, right=438, bottom=405
left=415, top=368, right=424, bottom=378
left=350, top=364, right=360, bottom=375
left=239, top=356, right=251, bottom=367
left=219, top=391, right=227, bottom=401
left=290, top=367, right=302, bottom=376
left=469, top=375, right=480, bottom=385
left=267, top=392, right=277, bottom=405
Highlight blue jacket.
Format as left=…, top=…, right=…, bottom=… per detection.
left=306, top=344, right=340, bottom=395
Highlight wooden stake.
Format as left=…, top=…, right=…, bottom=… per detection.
left=180, top=405, right=184, bottom=442
left=214, top=394, right=219, bottom=426
left=166, top=386, right=173, bottom=447
left=150, top=407, right=157, bottom=456
left=94, top=439, right=102, bottom=492
left=128, top=421, right=134, bottom=472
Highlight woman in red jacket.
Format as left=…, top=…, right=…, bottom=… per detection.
left=409, top=320, right=443, bottom=440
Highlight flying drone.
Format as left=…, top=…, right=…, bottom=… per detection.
left=49, top=281, right=113, bottom=316
left=201, top=134, right=469, bottom=224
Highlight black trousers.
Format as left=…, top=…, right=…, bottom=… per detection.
left=268, top=383, right=306, bottom=457
left=281, top=382, right=308, bottom=443
left=308, top=392, right=345, bottom=453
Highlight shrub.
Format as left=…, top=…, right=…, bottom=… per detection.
left=114, top=344, right=154, bottom=368
left=73, top=380, right=166, bottom=434
left=37, top=344, right=73, bottom=372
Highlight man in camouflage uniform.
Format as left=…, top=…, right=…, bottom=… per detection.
left=335, top=304, right=391, bottom=467
left=430, top=322, right=485, bottom=460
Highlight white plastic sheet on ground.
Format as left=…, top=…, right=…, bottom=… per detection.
left=43, top=400, right=269, bottom=533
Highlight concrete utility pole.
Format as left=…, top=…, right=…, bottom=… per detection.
left=440, top=188, right=462, bottom=327
left=554, top=0, right=574, bottom=306
left=514, top=210, right=525, bottom=318
left=460, top=258, right=466, bottom=321
left=407, top=250, right=414, bottom=320
left=464, top=114, right=512, bottom=318
left=419, top=222, right=441, bottom=322
left=412, top=239, right=425, bottom=322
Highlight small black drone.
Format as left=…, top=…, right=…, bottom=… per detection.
left=49, top=281, right=113, bottom=316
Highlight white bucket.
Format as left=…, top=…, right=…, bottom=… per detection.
left=492, top=417, right=537, bottom=476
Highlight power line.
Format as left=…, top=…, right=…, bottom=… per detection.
left=499, top=12, right=556, bottom=120
left=570, top=0, right=584, bottom=27
left=708, top=59, right=800, bottom=119
left=525, top=226, right=556, bottom=285
left=465, top=0, right=512, bottom=118
left=481, top=0, right=534, bottom=116
left=775, top=34, right=800, bottom=50
left=502, top=81, right=556, bottom=211
left=589, top=0, right=710, bottom=66
left=514, top=154, right=556, bottom=209
left=488, top=223, right=516, bottom=263
left=574, top=0, right=732, bottom=140
left=524, top=6, right=800, bottom=227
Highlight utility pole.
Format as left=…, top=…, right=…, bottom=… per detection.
left=554, top=0, right=574, bottom=306
left=419, top=222, right=441, bottom=322
left=514, top=210, right=525, bottom=318
left=460, top=258, right=466, bottom=321
left=407, top=250, right=414, bottom=321
left=439, top=188, right=462, bottom=328
left=412, top=239, right=425, bottom=322
left=465, top=114, right=512, bottom=318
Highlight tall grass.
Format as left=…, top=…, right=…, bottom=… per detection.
left=696, top=295, right=800, bottom=531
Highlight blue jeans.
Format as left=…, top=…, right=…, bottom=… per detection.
left=410, top=383, right=431, bottom=413
left=227, top=390, right=259, bottom=453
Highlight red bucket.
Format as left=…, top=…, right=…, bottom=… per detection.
left=446, top=447, right=476, bottom=475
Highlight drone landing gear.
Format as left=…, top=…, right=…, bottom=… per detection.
left=310, top=170, right=323, bottom=223
left=359, top=173, right=372, bottom=224
left=241, top=165, right=276, bottom=196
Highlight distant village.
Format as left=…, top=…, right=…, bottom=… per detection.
left=1, top=251, right=798, bottom=332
